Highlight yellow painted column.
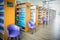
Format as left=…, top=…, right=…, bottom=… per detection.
left=25, top=2, right=30, bottom=32
left=4, top=0, right=15, bottom=40
left=36, top=6, right=38, bottom=27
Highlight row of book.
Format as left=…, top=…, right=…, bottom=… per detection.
left=0, top=0, right=4, bottom=33
left=15, top=6, right=25, bottom=27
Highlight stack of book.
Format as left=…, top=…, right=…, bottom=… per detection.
left=0, top=0, right=4, bottom=33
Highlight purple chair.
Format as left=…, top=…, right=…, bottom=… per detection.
left=6, top=24, right=20, bottom=40
left=28, top=20, right=36, bottom=34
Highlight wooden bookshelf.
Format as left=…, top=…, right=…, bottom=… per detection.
left=15, top=2, right=30, bottom=32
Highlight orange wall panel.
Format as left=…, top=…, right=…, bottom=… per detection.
left=36, top=6, right=38, bottom=27
left=25, top=2, right=30, bottom=32
left=4, top=0, right=15, bottom=40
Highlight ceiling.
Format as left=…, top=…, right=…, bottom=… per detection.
left=16, top=0, right=60, bottom=12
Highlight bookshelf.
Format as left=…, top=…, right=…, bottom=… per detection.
left=38, top=7, right=46, bottom=24
left=15, top=2, right=30, bottom=32
left=38, top=7, right=42, bottom=24
left=0, top=0, right=4, bottom=33
left=30, top=6, right=36, bottom=23
left=30, top=5, right=38, bottom=27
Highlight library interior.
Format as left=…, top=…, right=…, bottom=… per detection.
left=0, top=0, right=60, bottom=40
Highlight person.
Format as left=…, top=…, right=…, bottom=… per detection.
left=42, top=16, right=47, bottom=25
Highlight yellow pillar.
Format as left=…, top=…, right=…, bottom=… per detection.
left=36, top=5, right=38, bottom=27
left=4, top=0, right=15, bottom=40
left=25, top=2, right=30, bottom=32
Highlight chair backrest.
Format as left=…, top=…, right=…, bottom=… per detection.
left=28, top=20, right=36, bottom=28
left=6, top=24, right=20, bottom=37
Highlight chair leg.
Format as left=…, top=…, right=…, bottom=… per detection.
left=31, top=28, right=33, bottom=34
left=8, top=37, right=11, bottom=40
left=13, top=37, right=16, bottom=40
left=17, top=36, right=18, bottom=40
left=18, top=35, right=20, bottom=40
left=7, top=37, right=9, bottom=40
left=35, top=28, right=36, bottom=32
left=11, top=37, right=14, bottom=40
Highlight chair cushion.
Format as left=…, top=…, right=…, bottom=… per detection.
left=9, top=31, right=20, bottom=37
left=6, top=24, right=20, bottom=37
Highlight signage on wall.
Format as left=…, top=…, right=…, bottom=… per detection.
left=7, top=2, right=13, bottom=7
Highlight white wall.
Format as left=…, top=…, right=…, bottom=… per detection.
left=49, top=9, right=56, bottom=21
